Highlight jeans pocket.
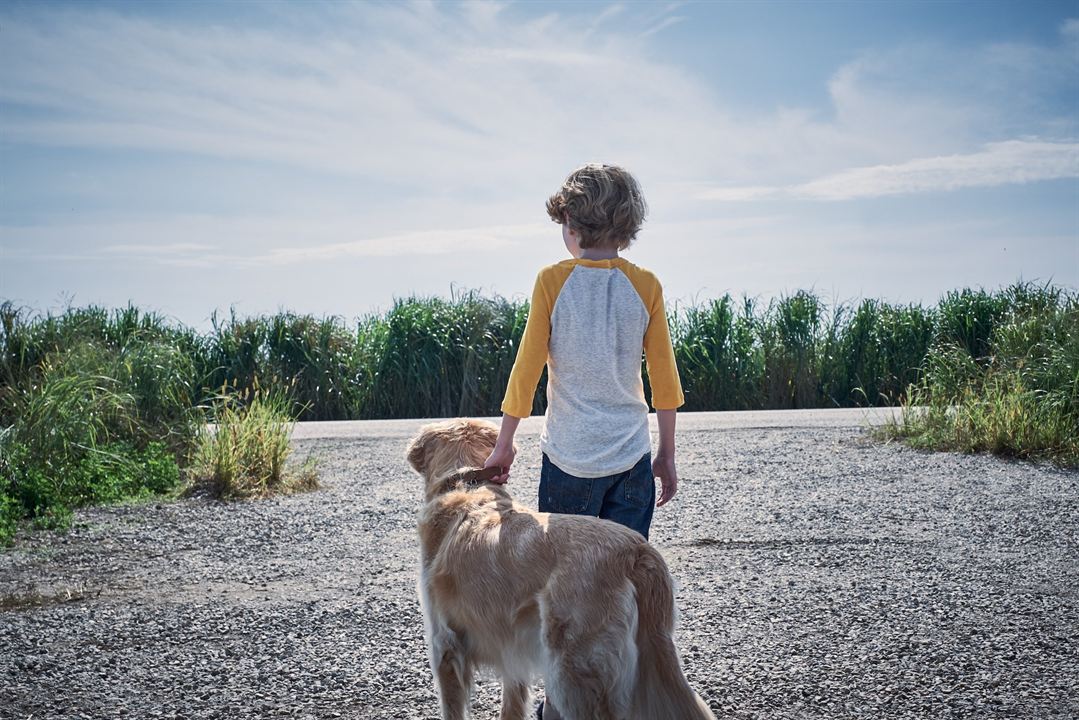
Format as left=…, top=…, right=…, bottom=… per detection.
left=541, top=457, right=593, bottom=515
left=623, top=453, right=655, bottom=508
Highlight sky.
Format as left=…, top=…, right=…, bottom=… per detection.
left=1, top=0, right=1077, bottom=331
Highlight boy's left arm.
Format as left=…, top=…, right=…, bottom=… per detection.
left=654, top=408, right=678, bottom=506
left=642, top=280, right=684, bottom=507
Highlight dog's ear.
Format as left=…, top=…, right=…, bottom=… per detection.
left=405, top=427, right=433, bottom=474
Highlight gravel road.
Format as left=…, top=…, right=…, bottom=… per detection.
left=1, top=409, right=1076, bottom=719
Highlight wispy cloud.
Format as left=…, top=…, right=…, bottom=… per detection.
left=0, top=3, right=722, bottom=189
left=2, top=217, right=549, bottom=268
left=797, top=140, right=1079, bottom=200
left=258, top=224, right=548, bottom=265
left=1, top=3, right=1074, bottom=201
left=590, top=3, right=625, bottom=30
left=698, top=140, right=1079, bottom=202
left=640, top=14, right=685, bottom=38
left=101, top=242, right=217, bottom=256
left=2, top=3, right=1076, bottom=327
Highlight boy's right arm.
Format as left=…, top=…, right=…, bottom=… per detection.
left=500, top=271, right=552, bottom=420
left=484, top=414, right=520, bottom=484
left=484, top=270, right=553, bottom=482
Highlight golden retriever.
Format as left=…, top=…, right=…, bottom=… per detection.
left=406, top=418, right=715, bottom=720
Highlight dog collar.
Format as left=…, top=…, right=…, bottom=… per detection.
left=434, top=465, right=506, bottom=496
left=452, top=465, right=506, bottom=486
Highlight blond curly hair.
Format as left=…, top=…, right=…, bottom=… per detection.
left=546, top=163, right=648, bottom=250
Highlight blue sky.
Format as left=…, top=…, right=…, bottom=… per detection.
left=1, top=0, right=1077, bottom=330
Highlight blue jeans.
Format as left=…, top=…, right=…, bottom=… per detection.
left=538, top=453, right=656, bottom=540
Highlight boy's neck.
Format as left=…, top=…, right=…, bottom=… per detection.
left=577, top=248, right=620, bottom=260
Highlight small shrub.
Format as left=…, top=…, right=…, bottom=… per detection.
left=189, top=387, right=318, bottom=500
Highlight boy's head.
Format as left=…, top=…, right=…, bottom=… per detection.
left=546, top=163, right=647, bottom=251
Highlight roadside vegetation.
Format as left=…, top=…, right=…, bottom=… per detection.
left=883, top=284, right=1078, bottom=465
left=1, top=281, right=1074, bottom=544
left=0, top=304, right=316, bottom=545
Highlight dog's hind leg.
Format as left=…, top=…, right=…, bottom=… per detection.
left=499, top=681, right=530, bottom=720
left=431, top=634, right=473, bottom=720
left=540, top=578, right=637, bottom=720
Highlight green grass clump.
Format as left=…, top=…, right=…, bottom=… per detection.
left=204, top=309, right=363, bottom=422
left=884, top=283, right=1078, bottom=466
left=188, top=386, right=318, bottom=500
left=0, top=326, right=195, bottom=541
left=359, top=291, right=530, bottom=419
left=822, top=300, right=936, bottom=407
left=760, top=291, right=823, bottom=409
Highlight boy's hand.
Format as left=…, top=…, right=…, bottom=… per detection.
left=483, top=444, right=515, bottom=485
left=653, top=454, right=678, bottom=507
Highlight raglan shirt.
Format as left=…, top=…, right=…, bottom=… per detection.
left=501, top=257, right=684, bottom=478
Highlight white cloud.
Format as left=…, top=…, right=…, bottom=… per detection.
left=590, top=3, right=626, bottom=30
left=1, top=2, right=1075, bottom=201
left=699, top=140, right=1079, bottom=202
left=0, top=3, right=725, bottom=190
left=258, top=224, right=548, bottom=265
left=797, top=140, right=1079, bottom=200
left=640, top=14, right=685, bottom=38
left=102, top=242, right=217, bottom=255
left=1, top=0, right=1077, bottom=297
left=1, top=216, right=549, bottom=268
left=695, top=185, right=780, bottom=202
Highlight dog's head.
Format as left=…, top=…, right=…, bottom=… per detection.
left=405, top=418, right=501, bottom=498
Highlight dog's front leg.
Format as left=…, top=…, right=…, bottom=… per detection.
left=499, top=681, right=530, bottom=720
left=433, top=642, right=473, bottom=720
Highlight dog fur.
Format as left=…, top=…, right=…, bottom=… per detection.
left=406, top=418, right=716, bottom=720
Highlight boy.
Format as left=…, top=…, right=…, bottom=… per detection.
left=483, top=163, right=684, bottom=542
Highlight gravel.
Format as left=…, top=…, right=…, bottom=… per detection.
left=1, top=410, right=1076, bottom=719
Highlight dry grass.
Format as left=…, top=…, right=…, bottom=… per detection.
left=186, top=385, right=319, bottom=500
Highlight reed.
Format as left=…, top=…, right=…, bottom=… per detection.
left=359, top=291, right=530, bottom=419
left=3, top=281, right=1075, bottom=544
left=668, top=295, right=761, bottom=411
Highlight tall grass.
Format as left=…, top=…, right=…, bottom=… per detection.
left=0, top=306, right=200, bottom=536
left=356, top=291, right=531, bottom=419
left=887, top=283, right=1078, bottom=465
left=822, top=300, right=936, bottom=407
left=0, top=301, right=298, bottom=543
left=6, top=285, right=1067, bottom=423
left=669, top=295, right=761, bottom=411
left=205, top=309, right=359, bottom=421
left=2, top=280, right=1074, bottom=539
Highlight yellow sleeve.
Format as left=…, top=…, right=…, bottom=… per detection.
left=501, top=271, right=555, bottom=418
left=642, top=282, right=685, bottom=410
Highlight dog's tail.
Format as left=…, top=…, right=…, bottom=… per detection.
left=629, top=543, right=717, bottom=720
